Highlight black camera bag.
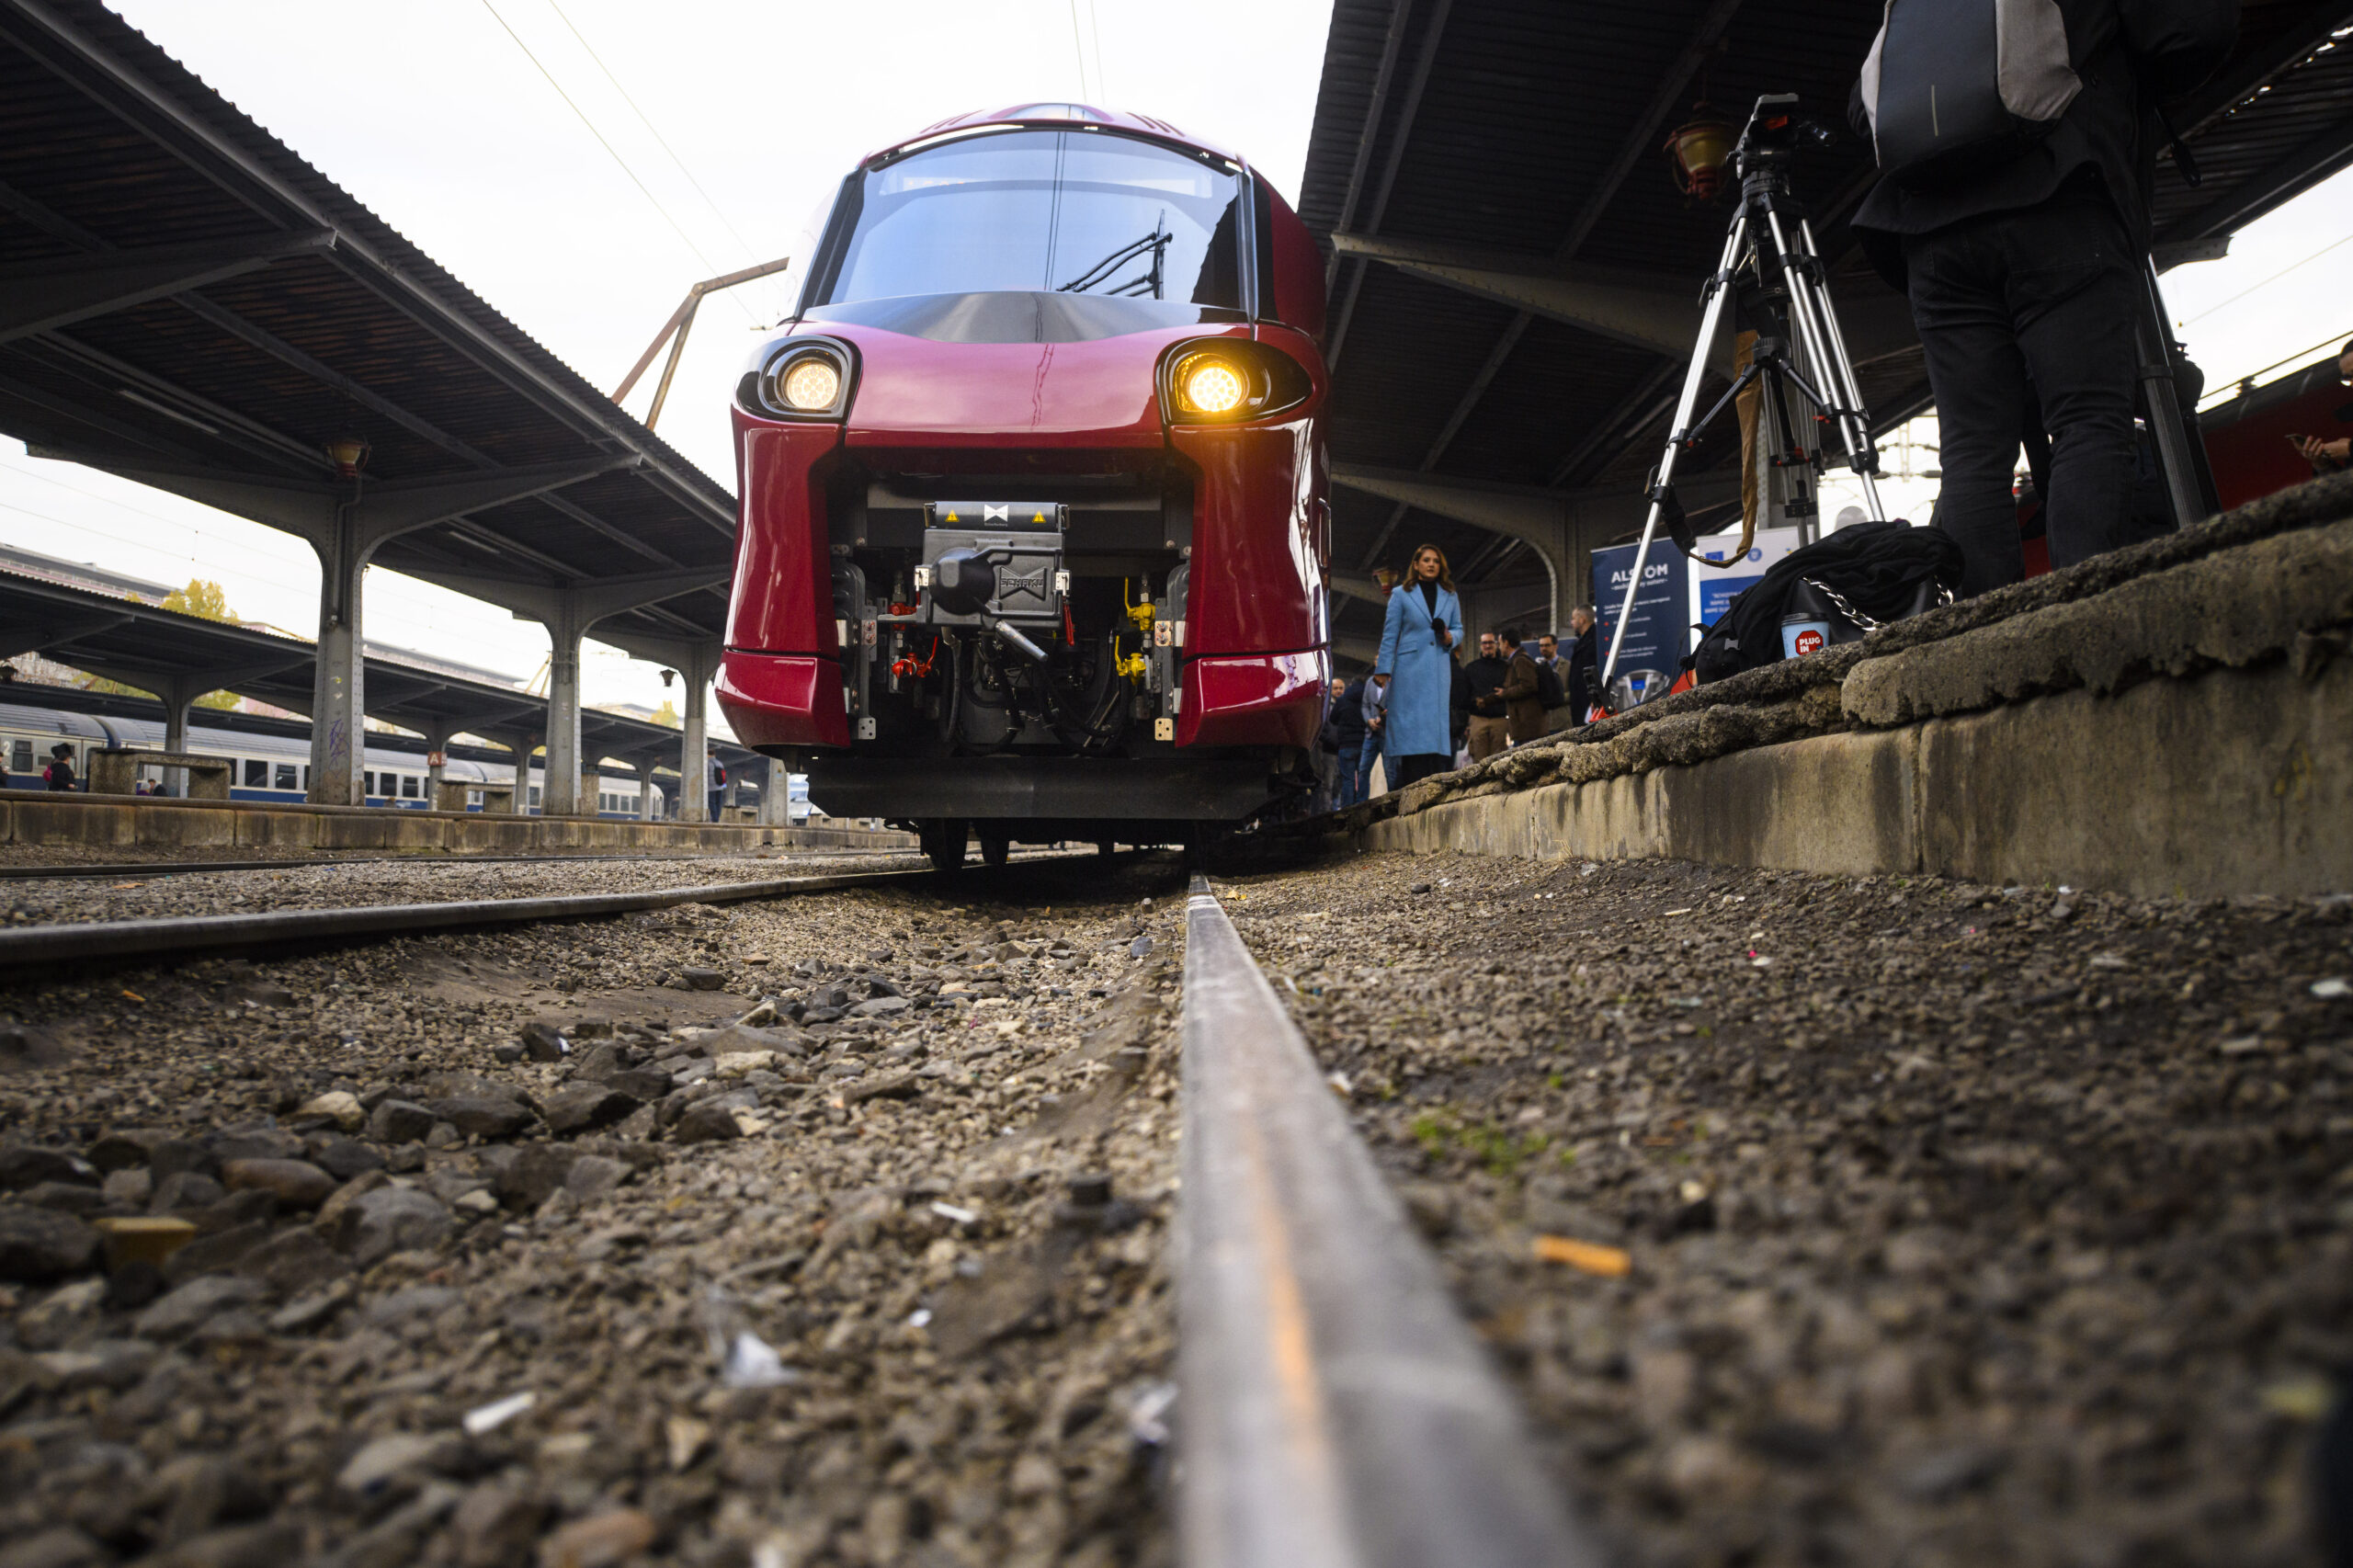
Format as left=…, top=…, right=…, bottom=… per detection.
left=1690, top=522, right=1963, bottom=683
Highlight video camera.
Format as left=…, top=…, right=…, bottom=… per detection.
left=1733, top=93, right=1837, bottom=183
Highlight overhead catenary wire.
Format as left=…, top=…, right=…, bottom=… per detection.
left=2178, top=230, right=2353, bottom=326
left=1087, top=0, right=1109, bottom=101
left=538, top=0, right=768, bottom=323
left=1068, top=0, right=1093, bottom=99
left=478, top=0, right=745, bottom=311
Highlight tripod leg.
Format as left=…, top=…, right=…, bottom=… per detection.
left=1765, top=210, right=1887, bottom=522
left=1602, top=217, right=1748, bottom=697
left=2136, top=258, right=2211, bottom=528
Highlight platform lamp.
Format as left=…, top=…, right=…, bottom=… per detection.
left=1664, top=106, right=1737, bottom=199
left=325, top=436, right=370, bottom=478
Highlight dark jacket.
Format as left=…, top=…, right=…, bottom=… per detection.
left=42, top=757, right=74, bottom=791
left=1333, top=678, right=1370, bottom=745
left=1463, top=653, right=1511, bottom=717
left=1501, top=651, right=1546, bottom=742
left=1567, top=628, right=1599, bottom=718
left=1849, top=0, right=2239, bottom=279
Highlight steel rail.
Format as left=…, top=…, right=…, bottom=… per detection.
left=0, top=866, right=939, bottom=968
left=0, top=849, right=921, bottom=882
left=1177, top=875, right=1603, bottom=1568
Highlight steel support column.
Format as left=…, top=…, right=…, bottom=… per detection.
left=636, top=756, right=660, bottom=822
left=680, top=642, right=718, bottom=824
left=540, top=598, right=589, bottom=818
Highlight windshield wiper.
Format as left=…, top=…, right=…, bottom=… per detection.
left=1056, top=216, right=1169, bottom=298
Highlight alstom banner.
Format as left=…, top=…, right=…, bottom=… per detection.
left=1592, top=541, right=1688, bottom=677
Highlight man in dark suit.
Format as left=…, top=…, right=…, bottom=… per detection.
left=1850, top=0, right=2238, bottom=597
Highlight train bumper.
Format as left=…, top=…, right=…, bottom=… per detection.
left=1180, top=652, right=1328, bottom=749
left=716, top=652, right=848, bottom=750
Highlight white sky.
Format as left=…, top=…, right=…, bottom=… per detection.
left=0, top=0, right=1337, bottom=730
left=0, top=4, right=2345, bottom=717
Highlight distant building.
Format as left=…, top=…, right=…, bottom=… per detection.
left=0, top=542, right=174, bottom=601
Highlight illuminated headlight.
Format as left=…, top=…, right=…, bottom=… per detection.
left=1179, top=356, right=1248, bottom=415
left=1159, top=340, right=1311, bottom=425
left=780, top=358, right=840, bottom=412
left=752, top=340, right=854, bottom=420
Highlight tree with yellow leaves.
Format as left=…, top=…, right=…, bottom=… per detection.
left=81, top=579, right=244, bottom=709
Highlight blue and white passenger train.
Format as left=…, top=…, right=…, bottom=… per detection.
left=0, top=701, right=669, bottom=818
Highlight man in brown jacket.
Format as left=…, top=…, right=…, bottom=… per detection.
left=1499, top=628, right=1546, bottom=745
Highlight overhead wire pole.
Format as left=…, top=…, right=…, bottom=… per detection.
left=611, top=255, right=794, bottom=428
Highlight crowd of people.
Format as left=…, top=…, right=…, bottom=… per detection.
left=1316, top=544, right=1602, bottom=810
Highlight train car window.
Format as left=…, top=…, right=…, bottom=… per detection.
left=244, top=760, right=267, bottom=789
left=402, top=776, right=419, bottom=799
left=9, top=740, right=30, bottom=774
left=817, top=131, right=1245, bottom=310
left=275, top=764, right=298, bottom=790
left=529, top=786, right=541, bottom=807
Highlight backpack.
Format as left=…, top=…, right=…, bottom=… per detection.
left=1534, top=659, right=1565, bottom=709
left=1858, top=0, right=2083, bottom=189
left=1690, top=523, right=1963, bottom=683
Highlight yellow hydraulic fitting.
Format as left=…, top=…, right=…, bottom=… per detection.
left=1123, top=578, right=1154, bottom=633
left=1114, top=651, right=1150, bottom=681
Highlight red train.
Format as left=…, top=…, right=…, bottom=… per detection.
left=716, top=105, right=1331, bottom=869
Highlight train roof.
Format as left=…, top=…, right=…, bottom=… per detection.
left=865, top=104, right=1244, bottom=170
left=0, top=702, right=112, bottom=740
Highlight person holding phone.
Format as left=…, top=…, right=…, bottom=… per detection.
left=1371, top=544, right=1463, bottom=790
left=2288, top=339, right=2353, bottom=474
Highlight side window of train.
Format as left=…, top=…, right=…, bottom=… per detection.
left=244, top=761, right=267, bottom=788
left=9, top=739, right=29, bottom=774
left=402, top=776, right=418, bottom=799
left=275, top=764, right=298, bottom=790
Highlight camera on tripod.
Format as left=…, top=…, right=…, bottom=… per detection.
left=1600, top=93, right=1890, bottom=695
left=1730, top=94, right=1837, bottom=175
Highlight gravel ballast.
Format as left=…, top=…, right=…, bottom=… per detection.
left=1, top=851, right=923, bottom=926
left=1222, top=850, right=2352, bottom=1568
left=0, top=854, right=1190, bottom=1567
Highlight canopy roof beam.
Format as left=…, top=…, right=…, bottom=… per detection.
left=0, top=229, right=335, bottom=345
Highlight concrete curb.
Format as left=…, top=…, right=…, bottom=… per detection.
left=1361, top=653, right=2352, bottom=897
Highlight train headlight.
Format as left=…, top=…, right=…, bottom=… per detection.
left=748, top=340, right=855, bottom=421
left=1158, top=340, right=1313, bottom=425
left=780, top=358, right=841, bottom=412
left=1179, top=356, right=1248, bottom=416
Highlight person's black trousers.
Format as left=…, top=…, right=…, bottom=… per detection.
left=1903, top=187, right=2142, bottom=597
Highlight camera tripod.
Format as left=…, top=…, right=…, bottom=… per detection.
left=1600, top=95, right=1887, bottom=696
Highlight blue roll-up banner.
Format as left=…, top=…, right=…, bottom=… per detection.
left=1592, top=541, right=1689, bottom=676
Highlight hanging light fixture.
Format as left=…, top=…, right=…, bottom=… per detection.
left=325, top=436, right=370, bottom=478
left=1665, top=106, right=1738, bottom=199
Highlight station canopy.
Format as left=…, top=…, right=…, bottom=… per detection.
left=0, top=0, right=738, bottom=665
left=1298, top=0, right=2353, bottom=635
left=0, top=562, right=756, bottom=774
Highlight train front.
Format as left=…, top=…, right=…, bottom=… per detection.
left=715, top=107, right=1330, bottom=865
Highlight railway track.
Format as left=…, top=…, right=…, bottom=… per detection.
left=0, top=847, right=925, bottom=881
left=1176, top=874, right=1601, bottom=1568
left=6, top=846, right=2329, bottom=1562
left=0, top=864, right=938, bottom=968
left=0, top=832, right=1613, bottom=1564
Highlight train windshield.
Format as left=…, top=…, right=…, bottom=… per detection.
left=810, top=131, right=1245, bottom=310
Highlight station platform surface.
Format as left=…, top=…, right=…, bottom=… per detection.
left=1333, top=471, right=2353, bottom=901
left=0, top=789, right=915, bottom=857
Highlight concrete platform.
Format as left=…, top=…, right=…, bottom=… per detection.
left=1346, top=471, right=2353, bottom=899
left=0, top=790, right=916, bottom=856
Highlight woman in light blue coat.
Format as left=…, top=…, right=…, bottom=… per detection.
left=1372, top=543, right=1462, bottom=790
